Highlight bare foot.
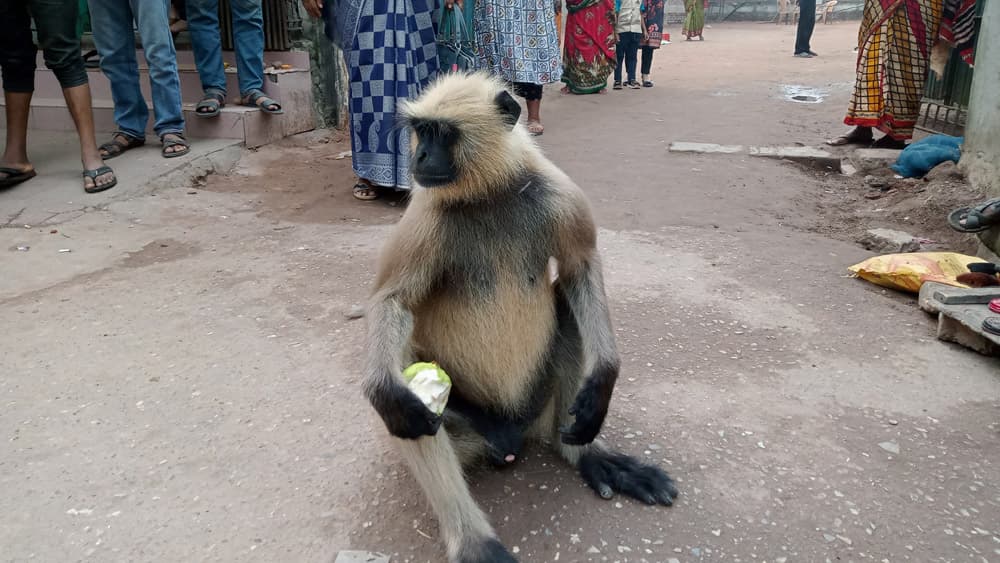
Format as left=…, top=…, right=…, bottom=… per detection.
left=526, top=121, right=544, bottom=136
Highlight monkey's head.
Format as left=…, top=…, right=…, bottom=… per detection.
left=401, top=72, right=533, bottom=199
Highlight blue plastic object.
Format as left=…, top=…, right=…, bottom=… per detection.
left=890, top=134, right=964, bottom=178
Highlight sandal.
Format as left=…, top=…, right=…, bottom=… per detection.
left=83, top=165, right=117, bottom=194
left=195, top=89, right=225, bottom=118
left=983, top=317, right=1000, bottom=336
left=526, top=121, right=544, bottom=136
left=241, top=89, right=283, bottom=115
left=353, top=181, right=380, bottom=201
left=826, top=128, right=874, bottom=147
left=948, top=198, right=1000, bottom=233
left=0, top=166, right=37, bottom=188
left=99, top=133, right=145, bottom=160
left=161, top=133, right=190, bottom=158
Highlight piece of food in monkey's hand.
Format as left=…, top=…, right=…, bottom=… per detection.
left=402, top=362, right=452, bottom=415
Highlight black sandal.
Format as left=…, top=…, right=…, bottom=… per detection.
left=0, top=166, right=37, bottom=188
left=241, top=89, right=283, bottom=115
left=99, top=132, right=145, bottom=160
left=83, top=165, right=117, bottom=193
left=195, top=89, right=225, bottom=118
left=948, top=198, right=1000, bottom=233
left=161, top=133, right=190, bottom=159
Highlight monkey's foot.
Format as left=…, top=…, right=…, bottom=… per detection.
left=578, top=450, right=679, bottom=506
left=457, top=538, right=518, bottom=563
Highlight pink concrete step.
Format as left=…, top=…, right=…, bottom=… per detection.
left=5, top=50, right=316, bottom=147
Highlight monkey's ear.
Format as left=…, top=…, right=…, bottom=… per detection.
left=494, top=90, right=521, bottom=129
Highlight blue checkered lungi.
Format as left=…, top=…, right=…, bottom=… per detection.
left=343, top=0, right=439, bottom=189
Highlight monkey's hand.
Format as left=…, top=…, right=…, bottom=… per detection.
left=560, top=374, right=614, bottom=446
left=371, top=384, right=443, bottom=440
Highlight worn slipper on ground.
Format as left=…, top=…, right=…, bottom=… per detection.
left=0, top=166, right=37, bottom=188
left=353, top=182, right=380, bottom=201
left=100, top=133, right=145, bottom=160
left=161, top=133, right=190, bottom=158
left=527, top=121, right=544, bottom=136
left=195, top=89, right=225, bottom=118
left=83, top=166, right=117, bottom=193
left=948, top=197, right=1000, bottom=233
left=827, top=129, right=874, bottom=147
left=242, top=89, right=283, bottom=115
left=983, top=317, right=1000, bottom=336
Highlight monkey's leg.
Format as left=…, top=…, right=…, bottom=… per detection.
left=396, top=429, right=518, bottom=563
left=547, top=292, right=679, bottom=506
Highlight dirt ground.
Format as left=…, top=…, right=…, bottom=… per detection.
left=2, top=23, right=999, bottom=563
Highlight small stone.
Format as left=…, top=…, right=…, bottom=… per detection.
left=345, top=305, right=366, bottom=320
left=512, top=546, right=520, bottom=554
left=888, top=419, right=899, bottom=425
left=711, top=529, right=721, bottom=537
left=617, top=546, right=631, bottom=553
left=823, top=534, right=836, bottom=543
left=587, top=546, right=600, bottom=554
left=667, top=559, right=681, bottom=563
left=648, top=444, right=662, bottom=451
left=334, top=551, right=390, bottom=563
left=837, top=535, right=853, bottom=545
left=858, top=228, right=923, bottom=254
left=879, top=441, right=900, bottom=455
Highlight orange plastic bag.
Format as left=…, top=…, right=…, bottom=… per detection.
left=847, top=252, right=982, bottom=293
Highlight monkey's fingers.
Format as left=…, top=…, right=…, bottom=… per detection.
left=578, top=451, right=679, bottom=506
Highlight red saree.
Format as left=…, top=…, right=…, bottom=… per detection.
left=561, top=0, right=617, bottom=94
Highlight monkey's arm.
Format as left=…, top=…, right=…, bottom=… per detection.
left=554, top=195, right=621, bottom=446
left=363, top=236, right=443, bottom=440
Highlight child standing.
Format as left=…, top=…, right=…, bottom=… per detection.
left=613, top=0, right=645, bottom=89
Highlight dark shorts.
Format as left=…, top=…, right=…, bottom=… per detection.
left=0, top=0, right=88, bottom=93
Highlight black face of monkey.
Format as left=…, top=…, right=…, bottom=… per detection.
left=411, top=119, right=460, bottom=187
left=409, top=90, right=522, bottom=188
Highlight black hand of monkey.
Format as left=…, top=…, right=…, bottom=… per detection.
left=560, top=367, right=616, bottom=446
left=375, top=384, right=443, bottom=440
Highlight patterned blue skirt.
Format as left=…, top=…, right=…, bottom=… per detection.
left=343, top=0, right=439, bottom=189
left=474, top=0, right=562, bottom=85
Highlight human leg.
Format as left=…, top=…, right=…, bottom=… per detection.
left=90, top=0, right=149, bottom=141
left=131, top=0, right=186, bottom=144
left=513, top=82, right=544, bottom=135
left=794, top=0, right=817, bottom=54
left=0, top=0, right=37, bottom=183
left=185, top=0, right=227, bottom=94
left=229, top=0, right=266, bottom=97
left=640, top=45, right=654, bottom=84
left=31, top=0, right=115, bottom=191
left=623, top=33, right=639, bottom=85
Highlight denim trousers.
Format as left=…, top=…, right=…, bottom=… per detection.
left=88, top=0, right=185, bottom=139
left=0, top=0, right=88, bottom=93
left=615, top=32, right=640, bottom=83
left=186, top=0, right=265, bottom=97
left=794, top=0, right=816, bottom=54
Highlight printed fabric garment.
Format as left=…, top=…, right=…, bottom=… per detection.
left=683, top=0, right=705, bottom=37
left=561, top=0, right=616, bottom=93
left=939, top=0, right=977, bottom=66
left=641, top=0, right=665, bottom=47
left=475, top=0, right=563, bottom=84
left=324, top=0, right=439, bottom=189
left=844, top=0, right=945, bottom=141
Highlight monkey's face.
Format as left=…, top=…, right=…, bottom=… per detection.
left=402, top=77, right=523, bottom=190
left=410, top=119, right=461, bottom=188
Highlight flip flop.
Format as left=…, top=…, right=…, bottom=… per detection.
left=195, top=89, right=226, bottom=118
left=353, top=182, right=380, bottom=200
left=948, top=198, right=1000, bottom=233
left=242, top=88, right=283, bottom=115
left=526, top=121, right=544, bottom=136
left=0, top=166, right=37, bottom=188
left=983, top=317, right=1000, bottom=336
left=83, top=166, right=117, bottom=194
left=827, top=130, right=874, bottom=147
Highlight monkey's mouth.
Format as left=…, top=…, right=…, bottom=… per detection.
left=414, top=174, right=455, bottom=187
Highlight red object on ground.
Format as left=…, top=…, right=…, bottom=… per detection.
left=990, top=299, right=1000, bottom=314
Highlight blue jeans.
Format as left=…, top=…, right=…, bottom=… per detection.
left=87, top=0, right=185, bottom=139
left=187, top=0, right=265, bottom=98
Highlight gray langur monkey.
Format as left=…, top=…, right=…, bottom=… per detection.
left=362, top=72, right=678, bottom=563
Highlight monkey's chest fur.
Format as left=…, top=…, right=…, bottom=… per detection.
left=411, top=178, right=559, bottom=411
